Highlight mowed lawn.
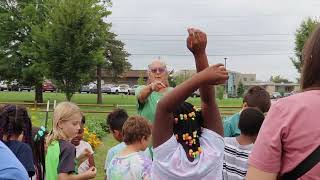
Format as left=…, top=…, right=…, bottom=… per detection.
left=0, top=91, right=242, bottom=179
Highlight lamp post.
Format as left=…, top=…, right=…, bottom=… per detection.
left=224, top=57, right=228, bottom=98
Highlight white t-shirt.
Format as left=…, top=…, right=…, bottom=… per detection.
left=75, top=140, right=94, bottom=174
left=151, top=128, right=224, bottom=180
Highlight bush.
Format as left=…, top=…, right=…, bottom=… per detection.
left=85, top=117, right=108, bottom=139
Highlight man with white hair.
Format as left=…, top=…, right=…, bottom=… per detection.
left=135, top=59, right=172, bottom=123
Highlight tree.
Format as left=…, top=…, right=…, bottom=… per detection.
left=168, top=70, right=176, bottom=87
left=104, top=32, right=131, bottom=83
left=216, top=85, right=225, bottom=100
left=291, top=18, right=319, bottom=73
left=237, top=81, right=245, bottom=97
left=137, top=74, right=146, bottom=85
left=0, top=0, right=46, bottom=102
left=174, top=70, right=194, bottom=85
left=270, top=75, right=292, bottom=83
left=35, top=0, right=110, bottom=101
left=95, top=32, right=131, bottom=104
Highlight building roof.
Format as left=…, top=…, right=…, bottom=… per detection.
left=244, top=81, right=300, bottom=86
left=101, top=70, right=148, bottom=78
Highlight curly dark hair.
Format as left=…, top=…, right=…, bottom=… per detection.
left=0, top=104, right=32, bottom=145
left=173, top=102, right=203, bottom=159
left=122, top=116, right=151, bottom=145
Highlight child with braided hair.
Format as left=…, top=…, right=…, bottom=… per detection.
left=151, top=28, right=228, bottom=180
left=0, top=104, right=35, bottom=177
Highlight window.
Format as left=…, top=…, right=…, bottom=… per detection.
left=243, top=77, right=247, bottom=81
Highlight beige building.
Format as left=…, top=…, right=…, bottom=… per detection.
left=227, top=71, right=256, bottom=97
left=244, top=82, right=300, bottom=95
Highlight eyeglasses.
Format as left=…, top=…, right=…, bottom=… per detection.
left=149, top=67, right=166, bottom=74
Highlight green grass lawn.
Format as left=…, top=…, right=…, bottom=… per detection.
left=0, top=91, right=242, bottom=179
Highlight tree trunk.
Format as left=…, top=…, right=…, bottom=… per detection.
left=66, top=91, right=73, bottom=101
left=97, top=64, right=102, bottom=104
left=35, top=83, right=43, bottom=103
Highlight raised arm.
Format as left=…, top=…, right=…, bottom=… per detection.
left=153, top=64, right=228, bottom=148
left=137, top=81, right=166, bottom=104
left=187, top=28, right=225, bottom=135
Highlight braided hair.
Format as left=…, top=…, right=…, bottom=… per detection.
left=32, top=126, right=47, bottom=180
left=0, top=104, right=32, bottom=145
left=173, top=102, right=203, bottom=159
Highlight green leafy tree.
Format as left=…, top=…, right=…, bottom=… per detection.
left=168, top=70, right=176, bottom=87
left=237, top=81, right=245, bottom=97
left=0, top=0, right=46, bottom=102
left=270, top=75, right=292, bottom=83
left=216, top=85, right=225, bottom=100
left=174, top=70, right=194, bottom=85
left=137, top=74, right=146, bottom=85
left=34, top=0, right=110, bottom=101
left=291, top=18, right=319, bottom=73
left=94, top=32, right=131, bottom=104
left=104, top=32, right=131, bottom=83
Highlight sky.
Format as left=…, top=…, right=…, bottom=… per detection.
left=106, top=0, right=319, bottom=81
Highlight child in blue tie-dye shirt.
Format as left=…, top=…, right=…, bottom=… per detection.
left=107, top=116, right=152, bottom=180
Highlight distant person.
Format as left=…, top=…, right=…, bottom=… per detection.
left=71, top=116, right=94, bottom=174
left=223, top=86, right=270, bottom=137
left=246, top=24, right=320, bottom=180
left=0, top=140, right=28, bottom=180
left=0, top=105, right=35, bottom=177
left=104, top=109, right=128, bottom=180
left=223, top=108, right=265, bottom=180
left=151, top=28, right=228, bottom=179
left=45, top=102, right=96, bottom=180
left=135, top=59, right=173, bottom=123
left=107, top=116, right=152, bottom=180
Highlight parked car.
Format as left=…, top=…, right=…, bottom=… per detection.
left=0, top=81, right=8, bottom=91
left=101, top=85, right=111, bottom=94
left=79, top=85, right=91, bottom=93
left=89, top=85, right=97, bottom=94
left=111, top=84, right=130, bottom=94
left=191, top=89, right=200, bottom=97
left=42, top=82, right=57, bottom=92
left=271, top=92, right=282, bottom=99
left=129, top=85, right=139, bottom=95
left=17, top=85, right=32, bottom=92
left=283, top=92, right=292, bottom=97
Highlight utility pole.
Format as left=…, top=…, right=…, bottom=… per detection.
left=224, top=57, right=228, bottom=99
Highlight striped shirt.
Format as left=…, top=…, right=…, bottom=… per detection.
left=223, top=137, right=253, bottom=180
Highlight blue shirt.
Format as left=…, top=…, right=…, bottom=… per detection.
left=223, top=112, right=241, bottom=137
left=104, top=142, right=126, bottom=173
left=0, top=141, right=29, bottom=180
left=5, top=140, right=35, bottom=177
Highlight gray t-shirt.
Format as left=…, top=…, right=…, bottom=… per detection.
left=223, top=137, right=253, bottom=180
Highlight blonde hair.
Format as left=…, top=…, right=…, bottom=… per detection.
left=46, top=102, right=82, bottom=146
